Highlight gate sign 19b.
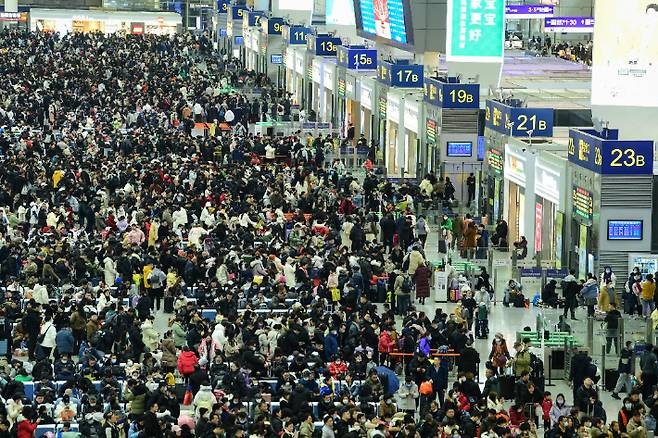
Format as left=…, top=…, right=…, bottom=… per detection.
left=568, top=128, right=654, bottom=175
left=424, top=77, right=480, bottom=109
left=485, top=100, right=554, bottom=137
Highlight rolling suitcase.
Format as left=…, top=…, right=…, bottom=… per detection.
left=605, top=369, right=619, bottom=391
left=438, top=239, right=447, bottom=254
left=499, top=374, right=516, bottom=400
left=376, top=279, right=387, bottom=303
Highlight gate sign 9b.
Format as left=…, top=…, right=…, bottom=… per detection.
left=485, top=100, right=554, bottom=137
left=568, top=128, right=654, bottom=175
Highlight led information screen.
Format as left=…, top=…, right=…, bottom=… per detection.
left=426, top=119, right=438, bottom=144
left=488, top=148, right=504, bottom=175
left=572, top=186, right=594, bottom=224
left=608, top=220, right=643, bottom=240
left=354, top=0, right=413, bottom=46
left=447, top=142, right=473, bottom=157
left=446, top=0, right=505, bottom=62
left=592, top=1, right=658, bottom=107
left=271, top=54, right=283, bottom=65
left=543, top=16, right=594, bottom=33
left=505, top=5, right=554, bottom=19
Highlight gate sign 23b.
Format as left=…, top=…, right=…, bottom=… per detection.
left=568, top=128, right=654, bottom=175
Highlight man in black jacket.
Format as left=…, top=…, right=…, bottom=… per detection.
left=561, top=270, right=580, bottom=320
left=142, top=403, right=162, bottom=437
left=23, top=300, right=42, bottom=360
left=612, top=341, right=634, bottom=399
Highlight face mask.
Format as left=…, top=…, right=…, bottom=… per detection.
left=342, top=399, right=349, bottom=404
left=563, top=421, right=569, bottom=427
left=585, top=422, right=592, bottom=428
left=625, top=403, right=632, bottom=410
left=386, top=400, right=393, bottom=405
left=557, top=398, right=564, bottom=405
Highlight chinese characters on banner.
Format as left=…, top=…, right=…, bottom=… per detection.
left=447, top=0, right=505, bottom=62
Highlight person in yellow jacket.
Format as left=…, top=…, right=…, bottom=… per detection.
left=641, top=274, right=656, bottom=317
left=147, top=219, right=159, bottom=247
left=52, top=169, right=63, bottom=188
left=598, top=280, right=619, bottom=312
left=142, top=264, right=153, bottom=290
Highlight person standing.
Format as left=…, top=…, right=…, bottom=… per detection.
left=466, top=173, right=476, bottom=207
left=641, top=274, right=656, bottom=317
left=605, top=302, right=622, bottom=355
left=562, top=270, right=580, bottom=319
left=612, top=341, right=634, bottom=400
left=581, top=274, right=600, bottom=317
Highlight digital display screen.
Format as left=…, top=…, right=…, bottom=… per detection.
left=572, top=186, right=593, bottom=223
left=234, top=36, right=244, bottom=46
left=327, top=0, right=356, bottom=25
left=447, top=142, right=473, bottom=157
left=271, top=54, right=283, bottom=65
left=354, top=0, right=413, bottom=46
left=477, top=136, right=485, bottom=161
left=608, top=220, right=643, bottom=240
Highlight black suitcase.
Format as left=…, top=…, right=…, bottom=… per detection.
left=605, top=369, right=619, bottom=391
left=164, top=296, right=174, bottom=313
left=438, top=239, right=447, bottom=254
left=499, top=375, right=516, bottom=400
left=376, top=280, right=387, bottom=303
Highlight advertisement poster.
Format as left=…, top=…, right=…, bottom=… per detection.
left=358, top=0, right=409, bottom=43
left=592, top=1, right=658, bottom=107
left=554, top=212, right=563, bottom=269
left=446, top=0, right=505, bottom=62
left=578, top=224, right=588, bottom=279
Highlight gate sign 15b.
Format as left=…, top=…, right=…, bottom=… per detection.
left=568, top=128, right=654, bottom=175
left=485, top=100, right=554, bottom=137
left=337, top=46, right=377, bottom=70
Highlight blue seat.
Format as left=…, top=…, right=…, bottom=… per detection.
left=201, top=309, right=217, bottom=320
left=24, top=382, right=35, bottom=400
left=35, top=425, right=56, bottom=438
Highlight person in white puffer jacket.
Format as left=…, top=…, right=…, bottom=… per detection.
left=193, top=384, right=217, bottom=418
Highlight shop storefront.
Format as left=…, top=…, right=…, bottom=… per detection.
left=504, top=144, right=530, bottom=246
left=260, top=17, right=285, bottom=87
left=311, top=58, right=323, bottom=118
left=281, top=25, right=312, bottom=109
left=359, top=78, right=376, bottom=146
left=30, top=9, right=181, bottom=34
left=322, top=60, right=336, bottom=124
left=376, top=60, right=424, bottom=179
left=534, top=153, right=567, bottom=267
left=567, top=127, right=654, bottom=276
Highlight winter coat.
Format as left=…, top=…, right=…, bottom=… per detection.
left=55, top=327, right=75, bottom=355
left=193, top=385, right=217, bottom=416
left=396, top=382, right=419, bottom=411
left=414, top=264, right=431, bottom=299
left=378, top=330, right=395, bottom=353
left=103, top=256, right=118, bottom=286
left=160, top=338, right=178, bottom=369
left=141, top=320, right=159, bottom=352
left=178, top=350, right=199, bottom=376
left=39, top=322, right=57, bottom=348
left=172, top=322, right=187, bottom=348
left=198, top=338, right=221, bottom=365
left=32, top=284, right=49, bottom=305
left=407, top=250, right=425, bottom=276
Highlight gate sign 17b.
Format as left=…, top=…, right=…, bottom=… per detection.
left=485, top=100, right=554, bottom=137
left=377, top=60, right=423, bottom=88
left=568, top=128, right=654, bottom=175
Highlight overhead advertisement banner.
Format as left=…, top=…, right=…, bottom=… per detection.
left=592, top=1, right=658, bottom=107
left=446, top=0, right=505, bottom=62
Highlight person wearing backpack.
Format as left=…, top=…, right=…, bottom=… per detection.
left=394, top=270, right=413, bottom=315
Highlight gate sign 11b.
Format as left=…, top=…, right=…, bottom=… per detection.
left=485, top=100, right=554, bottom=138
left=568, top=128, right=654, bottom=175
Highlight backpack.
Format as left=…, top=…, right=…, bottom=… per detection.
left=401, top=275, right=413, bottom=294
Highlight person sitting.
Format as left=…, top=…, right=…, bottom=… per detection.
left=541, top=280, right=559, bottom=307
left=513, top=236, right=528, bottom=259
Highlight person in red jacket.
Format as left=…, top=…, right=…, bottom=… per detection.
left=178, top=346, right=199, bottom=380
left=378, top=327, right=395, bottom=367
left=17, top=407, right=39, bottom=438
left=328, top=357, right=348, bottom=377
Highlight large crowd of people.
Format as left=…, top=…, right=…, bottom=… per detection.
left=0, top=29, right=652, bottom=438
